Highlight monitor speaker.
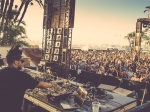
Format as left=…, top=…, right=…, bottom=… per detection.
left=55, top=42, right=61, bottom=47
left=54, top=48, right=59, bottom=54
left=113, top=87, right=134, bottom=97
left=49, top=28, right=53, bottom=35
left=46, top=48, right=50, bottom=53
left=53, top=55, right=58, bottom=61
left=45, top=54, right=50, bottom=60
left=98, top=84, right=116, bottom=91
left=57, top=28, right=62, bottom=34
left=56, top=35, right=61, bottom=41
left=48, top=34, right=53, bottom=40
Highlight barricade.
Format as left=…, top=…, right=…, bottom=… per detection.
left=100, top=75, right=120, bottom=87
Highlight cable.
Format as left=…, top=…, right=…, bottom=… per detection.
left=86, top=82, right=95, bottom=88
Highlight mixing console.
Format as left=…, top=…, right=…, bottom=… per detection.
left=22, top=67, right=82, bottom=110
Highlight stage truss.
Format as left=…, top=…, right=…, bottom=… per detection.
left=41, top=0, right=75, bottom=77
left=135, top=18, right=150, bottom=60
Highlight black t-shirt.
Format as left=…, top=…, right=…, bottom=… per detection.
left=0, top=67, right=39, bottom=112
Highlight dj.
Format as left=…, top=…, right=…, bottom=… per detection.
left=0, top=45, right=58, bottom=112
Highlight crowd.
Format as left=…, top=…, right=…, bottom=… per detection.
left=70, top=49, right=150, bottom=82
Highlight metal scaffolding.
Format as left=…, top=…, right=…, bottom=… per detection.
left=135, top=18, right=150, bottom=61
left=41, top=0, right=75, bottom=77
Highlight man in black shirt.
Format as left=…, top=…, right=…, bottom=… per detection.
left=0, top=45, right=58, bottom=112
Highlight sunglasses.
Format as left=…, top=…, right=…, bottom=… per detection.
left=19, top=59, right=24, bottom=63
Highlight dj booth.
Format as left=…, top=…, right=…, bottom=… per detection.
left=23, top=90, right=137, bottom=112
left=20, top=68, right=137, bottom=112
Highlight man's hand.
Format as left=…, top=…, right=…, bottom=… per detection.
left=51, top=83, right=59, bottom=89
left=37, top=82, right=59, bottom=89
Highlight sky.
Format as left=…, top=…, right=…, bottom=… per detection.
left=14, top=0, right=150, bottom=46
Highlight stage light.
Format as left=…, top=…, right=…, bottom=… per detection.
left=143, top=24, right=147, bottom=28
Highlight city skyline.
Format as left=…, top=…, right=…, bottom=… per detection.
left=15, top=0, right=150, bottom=45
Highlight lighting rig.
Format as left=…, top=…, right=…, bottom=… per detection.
left=135, top=18, right=150, bottom=61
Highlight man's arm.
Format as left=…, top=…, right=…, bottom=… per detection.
left=36, top=81, right=58, bottom=89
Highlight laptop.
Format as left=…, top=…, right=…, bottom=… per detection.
left=98, top=84, right=116, bottom=91
left=60, top=87, right=87, bottom=110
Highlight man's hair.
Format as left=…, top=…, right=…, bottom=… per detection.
left=6, top=45, right=22, bottom=64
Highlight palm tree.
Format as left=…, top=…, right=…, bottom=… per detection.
left=3, top=0, right=14, bottom=39
left=13, top=0, right=26, bottom=23
left=124, top=30, right=148, bottom=52
left=0, top=21, right=29, bottom=46
left=144, top=5, right=150, bottom=34
left=6, top=0, right=14, bottom=20
left=0, top=6, right=29, bottom=46
left=124, top=32, right=135, bottom=53
left=0, top=0, right=5, bottom=18
left=0, top=0, right=43, bottom=46
left=144, top=5, right=150, bottom=18
left=142, top=35, right=150, bottom=50
left=17, top=0, right=43, bottom=26
left=0, top=0, right=9, bottom=34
